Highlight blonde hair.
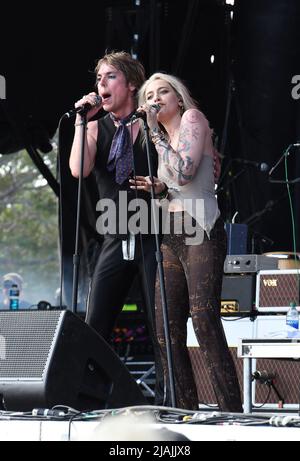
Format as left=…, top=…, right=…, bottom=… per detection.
left=138, top=72, right=198, bottom=112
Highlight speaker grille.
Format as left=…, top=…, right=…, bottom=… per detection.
left=189, top=347, right=300, bottom=405
left=0, top=310, right=63, bottom=379
left=257, top=271, right=300, bottom=311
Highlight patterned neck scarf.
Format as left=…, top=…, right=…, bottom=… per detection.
left=107, top=112, right=135, bottom=185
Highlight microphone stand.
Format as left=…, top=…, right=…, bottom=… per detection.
left=141, top=119, right=177, bottom=408
left=216, top=168, right=246, bottom=194
left=268, top=144, right=293, bottom=177
left=71, top=113, right=87, bottom=313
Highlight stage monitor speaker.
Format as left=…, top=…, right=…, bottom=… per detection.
left=0, top=310, right=147, bottom=411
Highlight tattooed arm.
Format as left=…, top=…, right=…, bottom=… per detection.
left=154, top=109, right=208, bottom=186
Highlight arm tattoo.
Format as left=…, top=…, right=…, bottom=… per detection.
left=186, top=110, right=202, bottom=124
left=156, top=139, right=195, bottom=184
left=176, top=156, right=194, bottom=182
left=156, top=124, right=200, bottom=185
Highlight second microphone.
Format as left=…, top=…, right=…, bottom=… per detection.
left=131, top=104, right=161, bottom=120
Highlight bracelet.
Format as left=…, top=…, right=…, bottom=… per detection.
left=155, top=184, right=169, bottom=200
left=150, top=128, right=167, bottom=145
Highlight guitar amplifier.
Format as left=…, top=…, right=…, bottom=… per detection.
left=256, top=270, right=300, bottom=312
left=221, top=274, right=256, bottom=313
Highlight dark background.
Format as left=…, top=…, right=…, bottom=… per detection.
left=1, top=0, right=300, bottom=306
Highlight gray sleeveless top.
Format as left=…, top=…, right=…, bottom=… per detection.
left=158, top=154, right=220, bottom=238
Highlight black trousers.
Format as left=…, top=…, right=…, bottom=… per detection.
left=85, top=234, right=165, bottom=404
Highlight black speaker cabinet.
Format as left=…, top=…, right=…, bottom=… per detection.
left=0, top=310, right=146, bottom=411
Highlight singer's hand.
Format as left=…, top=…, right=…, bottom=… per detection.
left=74, top=92, right=102, bottom=120
left=136, top=104, right=160, bottom=131
left=129, top=175, right=165, bottom=194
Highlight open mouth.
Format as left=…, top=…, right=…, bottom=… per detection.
left=101, top=92, right=111, bottom=104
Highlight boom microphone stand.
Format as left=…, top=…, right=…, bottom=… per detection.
left=141, top=119, right=177, bottom=408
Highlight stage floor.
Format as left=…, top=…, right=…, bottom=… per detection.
left=1, top=407, right=300, bottom=441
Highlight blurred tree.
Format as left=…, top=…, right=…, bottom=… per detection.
left=0, top=148, right=59, bottom=305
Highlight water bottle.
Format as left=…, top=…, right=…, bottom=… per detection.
left=286, top=302, right=299, bottom=338
left=9, top=284, right=20, bottom=310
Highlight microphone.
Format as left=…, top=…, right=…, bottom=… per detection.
left=257, top=162, right=269, bottom=172
left=131, top=104, right=161, bottom=120
left=252, top=370, right=276, bottom=382
left=233, top=158, right=269, bottom=172
left=64, top=95, right=102, bottom=118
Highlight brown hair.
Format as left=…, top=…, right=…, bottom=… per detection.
left=95, top=51, right=145, bottom=96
